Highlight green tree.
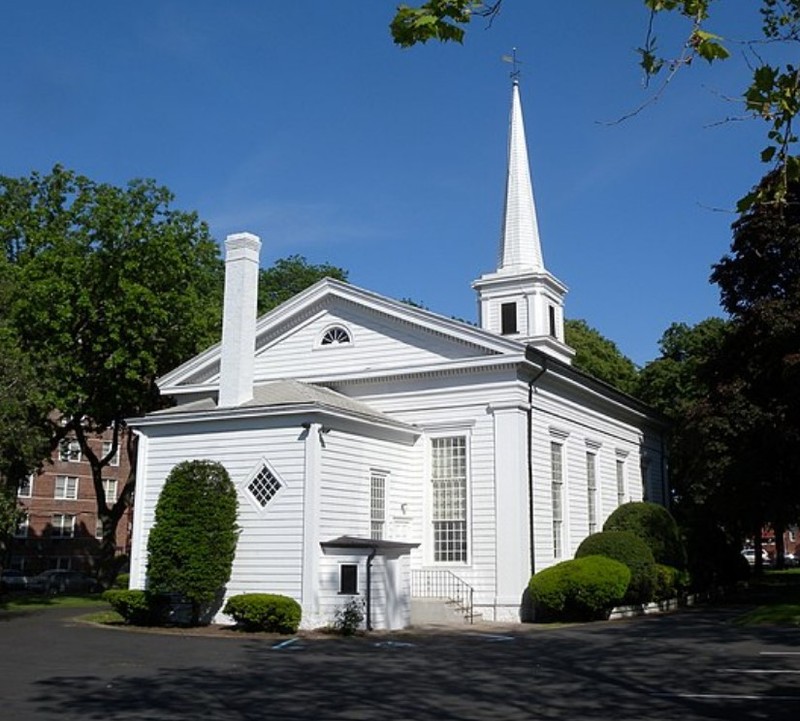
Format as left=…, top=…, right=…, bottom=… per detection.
left=0, top=325, right=51, bottom=561
left=146, top=460, right=238, bottom=625
left=258, top=255, right=348, bottom=315
left=708, top=171, right=800, bottom=564
left=0, top=165, right=225, bottom=583
left=565, top=318, right=639, bottom=394
left=390, top=1, right=800, bottom=207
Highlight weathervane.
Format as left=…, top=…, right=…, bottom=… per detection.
left=501, top=47, right=522, bottom=81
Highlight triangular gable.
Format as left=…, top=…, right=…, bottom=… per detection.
left=159, top=278, right=526, bottom=395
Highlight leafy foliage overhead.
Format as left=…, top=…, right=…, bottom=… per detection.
left=565, top=318, right=639, bottom=395
left=389, top=1, right=800, bottom=209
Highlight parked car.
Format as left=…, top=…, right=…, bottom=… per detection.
left=741, top=548, right=772, bottom=567
left=28, top=570, right=101, bottom=595
left=0, top=569, right=30, bottom=592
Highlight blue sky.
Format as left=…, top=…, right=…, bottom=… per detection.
left=1, top=2, right=787, bottom=366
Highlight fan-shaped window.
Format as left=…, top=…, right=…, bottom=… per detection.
left=320, top=326, right=351, bottom=346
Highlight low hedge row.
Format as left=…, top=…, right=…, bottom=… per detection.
left=103, top=589, right=154, bottom=626
left=529, top=555, right=631, bottom=622
left=223, top=593, right=301, bottom=634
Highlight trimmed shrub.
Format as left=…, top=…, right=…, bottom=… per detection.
left=112, top=573, right=130, bottom=590
left=529, top=555, right=631, bottom=622
left=223, top=593, right=301, bottom=634
left=603, top=502, right=687, bottom=569
left=147, top=460, right=239, bottom=625
left=103, top=589, right=153, bottom=626
left=576, top=531, right=658, bottom=605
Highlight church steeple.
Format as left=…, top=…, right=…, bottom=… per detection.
left=498, top=79, right=544, bottom=273
left=472, top=75, right=574, bottom=364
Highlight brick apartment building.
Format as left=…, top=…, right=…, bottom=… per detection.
left=7, top=430, right=133, bottom=575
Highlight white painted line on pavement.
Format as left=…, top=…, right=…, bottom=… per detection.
left=717, top=668, right=800, bottom=674
left=272, top=637, right=300, bottom=650
left=760, top=651, right=800, bottom=656
left=653, top=693, right=800, bottom=701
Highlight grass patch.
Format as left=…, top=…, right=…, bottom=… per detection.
left=80, top=609, right=125, bottom=625
left=0, top=593, right=109, bottom=613
left=734, top=569, right=800, bottom=626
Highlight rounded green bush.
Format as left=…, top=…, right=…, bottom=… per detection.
left=529, top=555, right=631, bottom=622
left=147, top=460, right=239, bottom=625
left=103, top=589, right=153, bottom=626
left=576, top=530, right=658, bottom=605
left=603, top=502, right=686, bottom=569
left=223, top=593, right=301, bottom=634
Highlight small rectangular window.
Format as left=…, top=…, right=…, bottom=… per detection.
left=501, top=302, right=518, bottom=335
left=18, top=474, right=33, bottom=498
left=59, top=439, right=82, bottom=463
left=102, top=441, right=120, bottom=467
left=54, top=476, right=79, bottom=500
left=548, top=305, right=557, bottom=337
left=340, top=564, right=358, bottom=594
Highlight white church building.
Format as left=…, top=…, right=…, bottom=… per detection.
left=128, top=80, right=668, bottom=630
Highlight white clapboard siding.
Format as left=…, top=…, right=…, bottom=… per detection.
left=251, top=300, right=493, bottom=382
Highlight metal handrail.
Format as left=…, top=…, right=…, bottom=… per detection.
left=411, top=568, right=474, bottom=623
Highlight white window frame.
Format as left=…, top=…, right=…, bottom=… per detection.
left=58, top=439, right=81, bottom=463
left=18, top=474, right=33, bottom=498
left=586, top=450, right=598, bottom=535
left=102, top=478, right=118, bottom=504
left=54, top=476, right=79, bottom=501
left=370, top=470, right=387, bottom=541
left=14, top=514, right=29, bottom=538
left=241, top=458, right=286, bottom=513
left=102, top=441, right=120, bottom=467
left=316, top=324, right=353, bottom=349
left=551, top=441, right=565, bottom=559
left=429, top=433, right=469, bottom=564
left=52, top=513, right=76, bottom=538
left=616, top=454, right=627, bottom=506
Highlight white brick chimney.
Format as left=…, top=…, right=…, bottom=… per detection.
left=218, top=232, right=261, bottom=407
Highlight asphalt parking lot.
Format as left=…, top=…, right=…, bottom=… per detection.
left=1, top=604, right=800, bottom=720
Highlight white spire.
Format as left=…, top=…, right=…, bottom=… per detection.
left=498, top=79, right=544, bottom=273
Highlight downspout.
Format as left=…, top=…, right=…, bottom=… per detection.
left=365, top=547, right=376, bottom=631
left=527, top=357, right=548, bottom=577
left=660, top=432, right=669, bottom=509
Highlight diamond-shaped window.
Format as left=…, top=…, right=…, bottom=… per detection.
left=248, top=465, right=282, bottom=508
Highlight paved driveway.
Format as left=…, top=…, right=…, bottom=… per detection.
left=1, top=604, right=800, bottom=720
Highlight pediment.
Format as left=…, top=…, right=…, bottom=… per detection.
left=159, top=279, right=524, bottom=394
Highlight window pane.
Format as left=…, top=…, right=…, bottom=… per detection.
left=432, top=436, right=467, bottom=563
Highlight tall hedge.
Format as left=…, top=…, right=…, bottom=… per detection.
left=603, top=502, right=686, bottom=569
left=575, top=531, right=657, bottom=605
left=147, top=460, right=239, bottom=625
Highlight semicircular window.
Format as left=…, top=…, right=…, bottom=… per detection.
left=320, top=326, right=351, bottom=346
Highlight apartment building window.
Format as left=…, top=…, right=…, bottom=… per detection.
left=95, top=519, right=104, bottom=540
left=52, top=513, right=76, bottom=538
left=18, top=474, right=33, bottom=498
left=102, top=441, right=120, bottom=467
left=103, top=478, right=118, bottom=504
left=431, top=436, right=468, bottom=563
left=58, top=439, right=81, bottom=463
left=54, top=476, right=79, bottom=500
left=370, top=471, right=386, bottom=540
left=586, top=451, right=598, bottom=535
left=14, top=514, right=29, bottom=538
left=551, top=441, right=564, bottom=558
